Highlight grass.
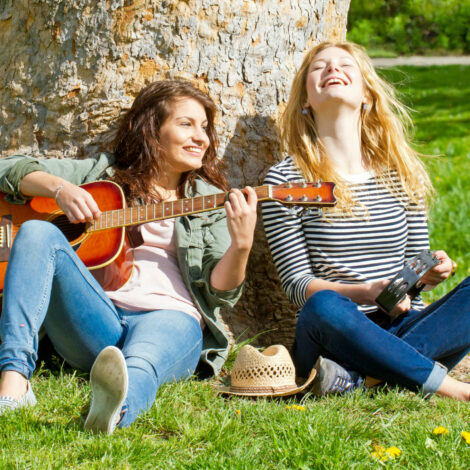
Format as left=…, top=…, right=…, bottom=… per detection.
left=3, top=368, right=470, bottom=469
left=378, top=65, right=470, bottom=302
left=2, top=66, right=470, bottom=468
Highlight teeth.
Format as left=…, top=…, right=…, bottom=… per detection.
left=326, top=78, right=343, bottom=86
left=185, top=147, right=201, bottom=153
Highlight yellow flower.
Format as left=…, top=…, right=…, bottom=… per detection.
left=386, top=446, right=402, bottom=458
left=285, top=405, right=291, bottom=410
left=435, top=176, right=441, bottom=181
left=433, top=426, right=449, bottom=435
left=235, top=409, right=241, bottom=416
left=292, top=404, right=306, bottom=411
left=462, top=431, right=470, bottom=444
left=371, top=446, right=388, bottom=462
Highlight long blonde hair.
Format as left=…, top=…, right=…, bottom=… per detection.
left=280, top=41, right=433, bottom=213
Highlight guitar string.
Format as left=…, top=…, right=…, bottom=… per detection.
left=7, top=185, right=325, bottom=237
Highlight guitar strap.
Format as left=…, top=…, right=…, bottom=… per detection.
left=126, top=225, right=144, bottom=248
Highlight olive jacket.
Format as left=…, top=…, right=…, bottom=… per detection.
left=0, top=153, right=242, bottom=376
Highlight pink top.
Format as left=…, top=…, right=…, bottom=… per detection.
left=106, top=219, right=203, bottom=328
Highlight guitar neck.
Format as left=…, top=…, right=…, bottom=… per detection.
left=88, top=185, right=272, bottom=233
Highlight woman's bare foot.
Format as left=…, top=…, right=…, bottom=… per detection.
left=0, top=370, right=28, bottom=399
left=436, top=375, right=470, bottom=401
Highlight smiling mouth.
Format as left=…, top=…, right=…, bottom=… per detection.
left=322, top=77, right=348, bottom=88
left=183, top=146, right=203, bottom=155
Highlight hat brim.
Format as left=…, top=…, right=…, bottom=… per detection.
left=214, top=367, right=317, bottom=397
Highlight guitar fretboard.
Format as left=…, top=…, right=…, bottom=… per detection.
left=88, top=185, right=271, bottom=232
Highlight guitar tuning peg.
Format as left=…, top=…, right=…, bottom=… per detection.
left=315, top=179, right=323, bottom=188
left=318, top=208, right=324, bottom=218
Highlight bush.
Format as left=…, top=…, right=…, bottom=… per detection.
left=347, top=0, right=470, bottom=54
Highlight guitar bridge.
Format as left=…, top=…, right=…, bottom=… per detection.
left=0, top=215, right=13, bottom=262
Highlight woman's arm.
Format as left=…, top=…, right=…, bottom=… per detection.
left=20, top=171, right=101, bottom=223
left=210, top=187, right=257, bottom=291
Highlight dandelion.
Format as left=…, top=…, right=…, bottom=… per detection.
left=285, top=405, right=291, bottom=410
left=292, top=404, right=306, bottom=411
left=371, top=444, right=402, bottom=461
left=462, top=431, right=470, bottom=444
left=433, top=426, right=449, bottom=435
left=371, top=445, right=387, bottom=462
left=235, top=409, right=241, bottom=416
left=386, top=446, right=402, bottom=458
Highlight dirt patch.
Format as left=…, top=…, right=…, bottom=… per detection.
left=449, top=354, right=470, bottom=381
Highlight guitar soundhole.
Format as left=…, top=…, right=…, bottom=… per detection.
left=50, top=215, right=87, bottom=243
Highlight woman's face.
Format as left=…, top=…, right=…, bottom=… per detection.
left=158, top=97, right=210, bottom=178
left=304, top=46, right=365, bottom=113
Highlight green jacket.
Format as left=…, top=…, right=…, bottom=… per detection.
left=0, top=154, right=242, bottom=376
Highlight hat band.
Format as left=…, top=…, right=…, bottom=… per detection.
left=230, top=383, right=298, bottom=394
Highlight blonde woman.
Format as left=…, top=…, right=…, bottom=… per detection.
left=262, top=42, right=470, bottom=400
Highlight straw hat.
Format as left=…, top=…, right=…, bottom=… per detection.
left=215, top=344, right=317, bottom=397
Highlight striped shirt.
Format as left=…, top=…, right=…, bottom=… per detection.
left=262, top=157, right=429, bottom=313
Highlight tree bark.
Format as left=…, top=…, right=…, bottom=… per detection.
left=0, top=0, right=350, bottom=348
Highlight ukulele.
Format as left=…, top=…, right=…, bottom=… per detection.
left=0, top=180, right=336, bottom=293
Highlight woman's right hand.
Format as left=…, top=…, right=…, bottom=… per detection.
left=369, top=279, right=411, bottom=317
left=55, top=180, right=101, bottom=223
left=20, top=171, right=101, bottom=224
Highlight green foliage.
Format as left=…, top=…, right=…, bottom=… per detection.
left=347, top=0, right=470, bottom=54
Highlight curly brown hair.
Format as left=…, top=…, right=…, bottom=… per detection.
left=112, top=80, right=227, bottom=203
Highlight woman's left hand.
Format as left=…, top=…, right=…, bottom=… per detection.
left=209, top=187, right=257, bottom=292
left=224, top=187, right=258, bottom=251
left=420, top=250, right=454, bottom=289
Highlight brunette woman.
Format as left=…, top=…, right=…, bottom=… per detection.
left=0, top=80, right=257, bottom=432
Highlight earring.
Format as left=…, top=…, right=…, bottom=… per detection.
left=362, top=103, right=369, bottom=111
left=301, top=108, right=308, bottom=115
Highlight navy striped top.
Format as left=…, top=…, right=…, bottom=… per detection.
left=262, top=157, right=429, bottom=313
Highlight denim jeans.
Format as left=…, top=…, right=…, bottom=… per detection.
left=0, top=220, right=203, bottom=427
left=294, top=277, right=470, bottom=394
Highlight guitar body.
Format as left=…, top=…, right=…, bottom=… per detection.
left=0, top=181, right=133, bottom=295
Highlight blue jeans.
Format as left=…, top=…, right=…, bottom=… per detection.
left=0, top=221, right=203, bottom=427
left=294, top=277, right=470, bottom=395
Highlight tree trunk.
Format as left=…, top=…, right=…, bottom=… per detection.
left=0, top=0, right=350, bottom=348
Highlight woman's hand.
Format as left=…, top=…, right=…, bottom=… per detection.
left=55, top=180, right=101, bottom=224
left=209, top=186, right=258, bottom=292
left=370, top=279, right=411, bottom=317
left=224, top=187, right=258, bottom=251
left=20, top=171, right=101, bottom=224
left=420, top=250, right=454, bottom=290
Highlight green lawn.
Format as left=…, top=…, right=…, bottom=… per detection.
left=378, top=66, right=470, bottom=302
left=1, top=66, right=470, bottom=469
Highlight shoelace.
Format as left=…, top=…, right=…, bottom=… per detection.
left=331, top=375, right=355, bottom=393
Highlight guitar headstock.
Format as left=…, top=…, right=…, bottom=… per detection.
left=270, top=181, right=336, bottom=206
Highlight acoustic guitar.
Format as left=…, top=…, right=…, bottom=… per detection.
left=0, top=180, right=336, bottom=293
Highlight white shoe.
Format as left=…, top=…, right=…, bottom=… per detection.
left=0, top=381, right=37, bottom=415
left=84, top=346, right=128, bottom=434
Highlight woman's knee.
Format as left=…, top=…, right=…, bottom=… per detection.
left=298, top=289, right=360, bottom=332
left=15, top=220, right=65, bottom=248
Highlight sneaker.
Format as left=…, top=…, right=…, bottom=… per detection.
left=310, top=356, right=362, bottom=396
left=84, top=346, right=128, bottom=434
left=0, top=381, right=37, bottom=414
